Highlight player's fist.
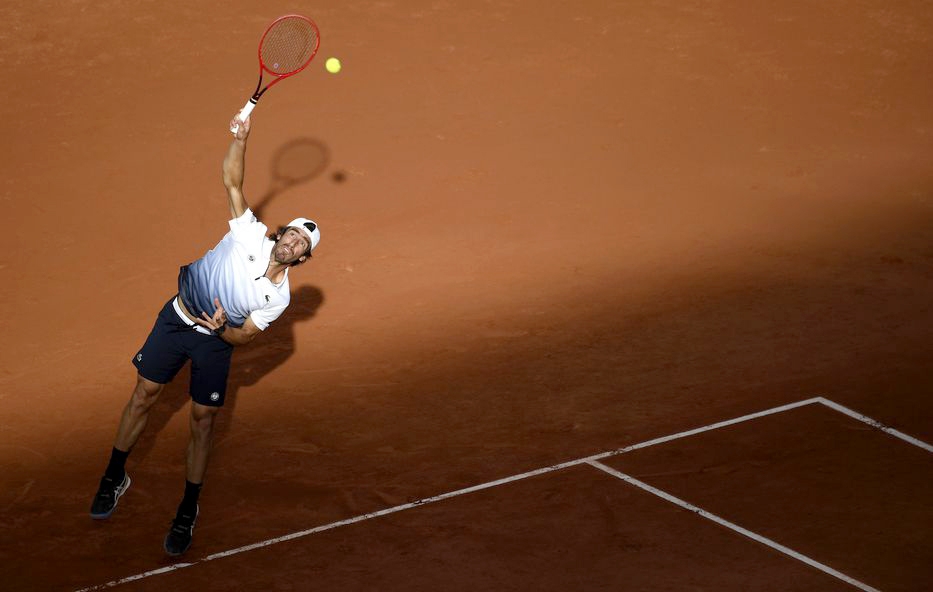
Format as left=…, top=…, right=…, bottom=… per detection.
left=229, top=113, right=252, bottom=139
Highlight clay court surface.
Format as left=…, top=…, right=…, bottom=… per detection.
left=1, top=1, right=932, bottom=590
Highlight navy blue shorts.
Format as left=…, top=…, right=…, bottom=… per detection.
left=132, top=297, right=234, bottom=407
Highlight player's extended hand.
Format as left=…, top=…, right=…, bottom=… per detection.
left=195, top=297, right=227, bottom=332
left=230, top=114, right=251, bottom=141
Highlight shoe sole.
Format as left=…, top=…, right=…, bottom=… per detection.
left=163, top=540, right=192, bottom=557
left=90, top=475, right=131, bottom=520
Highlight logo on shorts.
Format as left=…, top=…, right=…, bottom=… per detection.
left=248, top=255, right=256, bottom=262
left=210, top=392, right=220, bottom=402
left=136, top=353, right=143, bottom=362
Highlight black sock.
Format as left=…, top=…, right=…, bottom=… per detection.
left=104, top=447, right=129, bottom=481
left=180, top=480, right=202, bottom=514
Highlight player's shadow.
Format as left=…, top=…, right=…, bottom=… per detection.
left=129, top=285, right=325, bottom=466
left=253, top=138, right=330, bottom=221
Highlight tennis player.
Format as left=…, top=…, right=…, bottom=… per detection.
left=89, top=114, right=320, bottom=556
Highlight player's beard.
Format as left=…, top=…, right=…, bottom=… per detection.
left=273, top=243, right=296, bottom=264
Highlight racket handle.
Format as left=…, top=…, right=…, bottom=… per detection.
left=230, top=99, right=257, bottom=134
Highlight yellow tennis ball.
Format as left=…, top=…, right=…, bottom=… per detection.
left=325, top=57, right=342, bottom=74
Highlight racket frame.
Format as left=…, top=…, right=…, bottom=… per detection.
left=233, top=14, right=321, bottom=131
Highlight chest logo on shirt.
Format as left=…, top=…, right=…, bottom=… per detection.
left=248, top=255, right=256, bottom=262
left=265, top=295, right=271, bottom=302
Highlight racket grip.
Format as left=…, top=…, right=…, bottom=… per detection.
left=230, top=100, right=257, bottom=134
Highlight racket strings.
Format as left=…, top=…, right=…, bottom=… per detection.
left=261, top=18, right=319, bottom=75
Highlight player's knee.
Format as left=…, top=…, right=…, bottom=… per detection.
left=191, top=405, right=219, bottom=437
left=130, top=376, right=162, bottom=409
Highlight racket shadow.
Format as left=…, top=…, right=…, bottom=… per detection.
left=253, top=137, right=330, bottom=221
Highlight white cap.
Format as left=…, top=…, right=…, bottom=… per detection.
left=286, top=218, right=320, bottom=254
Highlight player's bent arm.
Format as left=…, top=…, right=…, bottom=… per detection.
left=219, top=316, right=263, bottom=346
left=222, top=128, right=250, bottom=219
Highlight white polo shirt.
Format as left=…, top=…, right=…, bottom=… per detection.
left=177, top=208, right=289, bottom=330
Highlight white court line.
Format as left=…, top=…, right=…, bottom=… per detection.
left=589, top=397, right=823, bottom=460
left=815, top=397, right=933, bottom=453
left=585, top=460, right=882, bottom=592
left=75, top=396, right=931, bottom=591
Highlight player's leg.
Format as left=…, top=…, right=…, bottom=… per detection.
left=186, top=401, right=221, bottom=484
left=89, top=376, right=165, bottom=519
left=114, top=375, right=165, bottom=451
left=164, top=335, right=232, bottom=556
left=164, top=401, right=220, bottom=556
left=91, top=298, right=188, bottom=520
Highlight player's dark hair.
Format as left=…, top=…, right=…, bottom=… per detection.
left=269, top=226, right=312, bottom=266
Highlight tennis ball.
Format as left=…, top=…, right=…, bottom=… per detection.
left=325, top=57, right=342, bottom=74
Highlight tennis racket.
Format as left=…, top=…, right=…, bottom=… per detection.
left=231, top=15, right=321, bottom=134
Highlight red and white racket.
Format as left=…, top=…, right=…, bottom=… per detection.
left=231, top=15, right=321, bottom=134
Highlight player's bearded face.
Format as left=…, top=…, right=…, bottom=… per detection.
left=273, top=228, right=310, bottom=263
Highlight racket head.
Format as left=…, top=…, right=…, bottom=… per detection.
left=258, top=14, right=321, bottom=77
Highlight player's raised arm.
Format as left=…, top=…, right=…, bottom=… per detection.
left=222, top=114, right=251, bottom=219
